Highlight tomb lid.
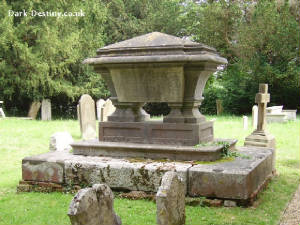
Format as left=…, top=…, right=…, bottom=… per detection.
left=84, top=32, right=227, bottom=65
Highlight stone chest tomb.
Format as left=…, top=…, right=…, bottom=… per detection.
left=19, top=33, right=275, bottom=205
left=71, top=32, right=232, bottom=161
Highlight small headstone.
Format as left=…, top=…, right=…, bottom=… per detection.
left=0, top=101, right=5, bottom=118
left=156, top=171, right=185, bottom=225
left=28, top=101, right=41, bottom=119
left=49, top=132, right=73, bottom=152
left=41, top=99, right=51, bottom=121
left=216, top=99, right=223, bottom=115
left=252, top=105, right=258, bottom=129
left=103, top=99, right=116, bottom=121
left=243, top=116, right=248, bottom=130
left=96, top=99, right=106, bottom=121
left=78, top=94, right=96, bottom=140
left=68, top=184, right=121, bottom=225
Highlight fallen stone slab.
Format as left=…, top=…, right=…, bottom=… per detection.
left=68, top=184, right=121, bottom=225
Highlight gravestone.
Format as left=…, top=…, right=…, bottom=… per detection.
left=252, top=105, right=258, bottom=128
left=28, top=101, right=41, bottom=119
left=68, top=184, right=121, bottom=225
left=41, top=99, right=51, bottom=121
left=243, top=116, right=248, bottom=130
left=78, top=94, right=96, bottom=140
left=49, top=132, right=73, bottom=152
left=96, top=99, right=106, bottom=121
left=245, top=84, right=276, bottom=156
left=156, top=171, right=185, bottom=225
left=266, top=106, right=288, bottom=123
left=0, top=101, right=5, bottom=118
left=102, top=99, right=116, bottom=122
left=216, top=99, right=223, bottom=115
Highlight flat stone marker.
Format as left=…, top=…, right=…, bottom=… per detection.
left=27, top=101, right=41, bottom=119
left=103, top=99, right=116, bottom=121
left=156, top=171, right=185, bottom=225
left=49, top=132, right=73, bottom=152
left=78, top=94, right=96, bottom=140
left=68, top=184, right=121, bottom=225
left=41, top=99, right=51, bottom=121
left=96, top=99, right=106, bottom=121
left=252, top=105, right=258, bottom=128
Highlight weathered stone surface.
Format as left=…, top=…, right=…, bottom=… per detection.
left=78, top=94, right=96, bottom=140
left=102, top=99, right=116, bottom=122
left=68, top=184, right=121, bottom=225
left=49, top=131, right=73, bottom=152
left=224, top=200, right=237, bottom=207
left=41, top=99, right=51, bottom=121
left=203, top=199, right=223, bottom=207
left=98, top=121, right=214, bottom=146
left=64, top=156, right=191, bottom=193
left=19, top=146, right=274, bottom=202
left=72, top=139, right=236, bottom=161
left=156, top=171, right=185, bottom=225
left=27, top=101, right=41, bottom=119
left=188, top=147, right=274, bottom=200
left=22, top=160, right=64, bottom=183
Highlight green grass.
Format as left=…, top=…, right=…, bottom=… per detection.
left=0, top=116, right=299, bottom=225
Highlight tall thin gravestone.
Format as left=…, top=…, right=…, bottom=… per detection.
left=78, top=94, right=97, bottom=140
left=244, top=84, right=276, bottom=171
left=252, top=105, right=258, bottom=128
left=243, top=116, right=248, bottom=130
left=41, top=99, right=51, bottom=121
left=96, top=99, right=106, bottom=121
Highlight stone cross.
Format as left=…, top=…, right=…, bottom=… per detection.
left=255, top=84, right=270, bottom=132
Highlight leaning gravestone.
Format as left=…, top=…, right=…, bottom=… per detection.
left=96, top=99, right=106, bottom=121
left=156, top=171, right=185, bottom=225
left=27, top=101, right=41, bottom=119
left=102, top=99, right=116, bottom=122
left=41, top=99, right=51, bottom=121
left=68, top=184, right=121, bottom=225
left=78, top=94, right=96, bottom=140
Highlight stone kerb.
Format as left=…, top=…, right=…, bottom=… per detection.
left=68, top=184, right=121, bottom=225
left=156, top=171, right=185, bottom=225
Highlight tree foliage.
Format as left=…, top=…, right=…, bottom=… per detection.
left=0, top=0, right=299, bottom=116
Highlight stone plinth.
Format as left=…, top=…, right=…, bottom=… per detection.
left=71, top=139, right=237, bottom=162
left=99, top=121, right=213, bottom=146
left=18, top=146, right=274, bottom=204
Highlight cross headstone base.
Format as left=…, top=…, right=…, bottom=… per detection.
left=244, top=130, right=275, bottom=149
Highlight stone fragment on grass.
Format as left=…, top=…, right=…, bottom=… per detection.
left=49, top=131, right=73, bottom=152
left=224, top=200, right=237, bottom=207
left=156, top=171, right=185, bottom=225
left=68, top=184, right=121, bottom=225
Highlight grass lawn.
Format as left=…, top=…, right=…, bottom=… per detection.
left=0, top=116, right=299, bottom=225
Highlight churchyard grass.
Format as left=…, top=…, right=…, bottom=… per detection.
left=0, top=116, right=299, bottom=225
